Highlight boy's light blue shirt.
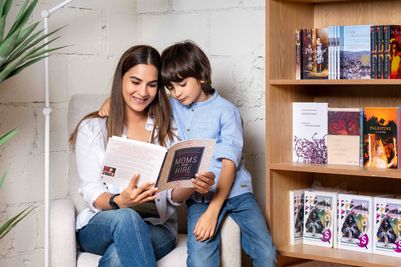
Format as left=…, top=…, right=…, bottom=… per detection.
left=170, top=90, right=253, bottom=201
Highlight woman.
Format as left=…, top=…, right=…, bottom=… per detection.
left=69, top=45, right=215, bottom=267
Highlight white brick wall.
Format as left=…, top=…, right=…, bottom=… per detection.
left=0, top=0, right=265, bottom=265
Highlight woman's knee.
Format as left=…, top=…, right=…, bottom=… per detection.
left=112, top=208, right=145, bottom=229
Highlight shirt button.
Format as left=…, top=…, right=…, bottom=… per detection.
left=191, top=108, right=194, bottom=112
left=187, top=128, right=190, bottom=132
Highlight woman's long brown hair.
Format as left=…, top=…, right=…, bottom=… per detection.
left=69, top=45, right=173, bottom=147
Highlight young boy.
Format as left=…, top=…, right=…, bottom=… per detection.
left=160, top=41, right=276, bottom=267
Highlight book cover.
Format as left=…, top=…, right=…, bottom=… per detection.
left=327, top=108, right=362, bottom=166
left=101, top=137, right=216, bottom=191
left=363, top=107, right=398, bottom=169
left=301, top=28, right=328, bottom=79
left=373, top=197, right=401, bottom=257
left=303, top=190, right=337, bottom=247
left=338, top=194, right=373, bottom=253
left=290, top=190, right=305, bottom=245
left=390, top=25, right=401, bottom=79
left=293, top=102, right=328, bottom=164
left=340, top=25, right=371, bottom=79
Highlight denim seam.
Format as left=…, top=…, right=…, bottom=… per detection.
left=131, top=212, right=148, bottom=266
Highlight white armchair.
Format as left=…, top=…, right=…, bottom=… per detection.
left=50, top=94, right=241, bottom=267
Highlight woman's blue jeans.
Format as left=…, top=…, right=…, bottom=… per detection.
left=77, top=208, right=176, bottom=267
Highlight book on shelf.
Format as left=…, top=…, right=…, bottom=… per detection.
left=370, top=25, right=377, bottom=79
left=293, top=102, right=328, bottom=164
left=389, top=25, right=401, bottom=79
left=373, top=197, right=401, bottom=257
left=363, top=107, right=399, bottom=169
left=289, top=189, right=305, bottom=245
left=101, top=136, right=216, bottom=191
left=377, top=26, right=384, bottom=79
left=383, top=25, right=391, bottom=79
left=340, top=25, right=371, bottom=80
left=303, top=190, right=337, bottom=248
left=338, top=194, right=373, bottom=253
left=301, top=28, right=328, bottom=80
left=327, top=108, right=362, bottom=166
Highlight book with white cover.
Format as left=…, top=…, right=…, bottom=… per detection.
left=303, top=190, right=337, bottom=247
left=338, top=194, right=373, bottom=253
left=289, top=190, right=305, bottom=245
left=373, top=197, right=401, bottom=257
left=101, top=136, right=215, bottom=191
left=293, top=102, right=328, bottom=164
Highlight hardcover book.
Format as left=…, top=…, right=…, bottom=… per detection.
left=338, top=194, right=373, bottom=253
left=373, top=197, right=401, bottom=257
left=101, top=136, right=215, bottom=191
left=303, top=190, right=337, bottom=248
left=290, top=190, right=305, bottom=245
left=340, top=25, right=371, bottom=79
left=327, top=108, right=362, bottom=166
left=363, top=107, right=398, bottom=169
left=293, top=102, right=328, bottom=164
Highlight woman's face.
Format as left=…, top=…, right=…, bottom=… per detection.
left=122, top=64, right=158, bottom=113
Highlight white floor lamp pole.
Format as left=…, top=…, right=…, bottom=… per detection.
left=41, top=1, right=74, bottom=267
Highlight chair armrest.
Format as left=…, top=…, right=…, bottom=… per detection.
left=50, top=199, right=77, bottom=267
left=221, top=216, right=241, bottom=267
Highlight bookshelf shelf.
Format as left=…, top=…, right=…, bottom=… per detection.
left=277, top=244, right=401, bottom=267
left=270, top=79, right=401, bottom=85
left=266, top=0, right=401, bottom=265
left=270, top=162, right=401, bottom=179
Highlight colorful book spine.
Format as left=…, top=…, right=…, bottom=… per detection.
left=377, top=26, right=384, bottom=79
left=390, top=25, right=401, bottom=79
left=338, top=194, right=373, bottom=253
left=296, top=29, right=302, bottom=80
left=363, top=107, right=398, bottom=169
left=383, top=25, right=391, bottom=79
left=289, top=190, right=305, bottom=245
left=373, top=197, right=401, bottom=257
left=371, top=25, right=377, bottom=79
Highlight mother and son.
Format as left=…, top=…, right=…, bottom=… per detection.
left=70, top=40, right=277, bottom=267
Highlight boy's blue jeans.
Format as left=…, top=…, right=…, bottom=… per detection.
left=187, top=192, right=277, bottom=267
left=77, top=208, right=176, bottom=267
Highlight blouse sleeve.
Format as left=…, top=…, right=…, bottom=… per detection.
left=75, top=118, right=108, bottom=212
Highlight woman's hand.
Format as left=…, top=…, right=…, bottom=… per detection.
left=115, top=173, right=158, bottom=208
left=191, top=172, right=215, bottom=194
left=98, top=97, right=111, bottom=117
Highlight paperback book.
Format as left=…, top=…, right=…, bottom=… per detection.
left=374, top=197, right=401, bottom=257
left=389, top=25, right=401, bottom=79
left=303, top=190, right=337, bottom=247
left=289, top=190, right=305, bottom=245
left=363, top=107, right=398, bottom=169
left=101, top=136, right=215, bottom=191
left=338, top=194, right=373, bottom=253
left=293, top=103, right=328, bottom=164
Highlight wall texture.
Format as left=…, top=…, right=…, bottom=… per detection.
left=0, top=0, right=265, bottom=265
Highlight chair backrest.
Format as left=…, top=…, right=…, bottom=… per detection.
left=68, top=94, right=108, bottom=213
left=67, top=94, right=187, bottom=233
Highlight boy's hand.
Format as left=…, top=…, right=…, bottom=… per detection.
left=98, top=97, right=111, bottom=117
left=193, top=208, right=219, bottom=242
left=191, top=172, right=215, bottom=194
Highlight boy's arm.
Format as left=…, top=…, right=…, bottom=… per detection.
left=171, top=172, right=215, bottom=203
left=193, top=158, right=235, bottom=241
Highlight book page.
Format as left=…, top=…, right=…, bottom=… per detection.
left=156, top=139, right=215, bottom=191
left=101, top=136, right=167, bottom=189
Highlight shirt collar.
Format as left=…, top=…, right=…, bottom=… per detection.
left=189, top=89, right=218, bottom=109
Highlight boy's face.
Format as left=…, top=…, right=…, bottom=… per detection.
left=168, top=77, right=208, bottom=105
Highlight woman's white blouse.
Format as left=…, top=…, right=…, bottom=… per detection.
left=75, top=117, right=181, bottom=236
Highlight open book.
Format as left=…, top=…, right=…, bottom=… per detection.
left=101, top=136, right=216, bottom=191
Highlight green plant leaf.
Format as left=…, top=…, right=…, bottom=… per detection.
left=0, top=206, right=35, bottom=239
left=0, top=16, right=5, bottom=42
left=0, top=29, right=20, bottom=65
left=16, top=21, right=39, bottom=45
left=6, top=0, right=34, bottom=39
left=0, top=170, right=6, bottom=189
left=5, top=54, right=46, bottom=79
left=2, top=0, right=12, bottom=18
left=0, top=1, right=4, bottom=17
left=0, top=128, right=17, bottom=146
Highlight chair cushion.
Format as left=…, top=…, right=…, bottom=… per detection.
left=76, top=234, right=187, bottom=267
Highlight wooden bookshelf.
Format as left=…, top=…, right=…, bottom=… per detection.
left=266, top=0, right=401, bottom=266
